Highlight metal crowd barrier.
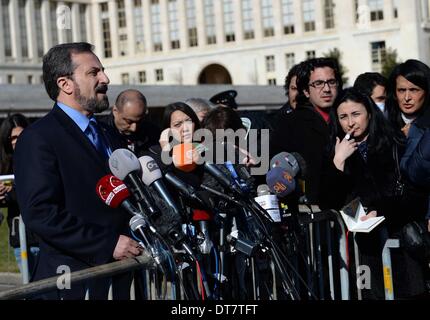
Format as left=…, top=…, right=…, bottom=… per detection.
left=0, top=210, right=405, bottom=301
left=0, top=251, right=155, bottom=300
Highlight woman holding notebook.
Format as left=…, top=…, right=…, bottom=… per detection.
left=329, top=88, right=428, bottom=299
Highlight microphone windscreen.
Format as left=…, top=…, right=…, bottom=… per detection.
left=290, top=152, right=307, bottom=179
left=266, top=167, right=296, bottom=198
left=109, top=148, right=141, bottom=180
left=138, top=155, right=163, bottom=186
left=172, top=143, right=197, bottom=172
left=270, top=152, right=300, bottom=177
left=96, top=174, right=130, bottom=208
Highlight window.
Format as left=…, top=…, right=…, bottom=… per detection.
left=80, top=4, right=87, bottom=42
left=100, top=3, right=112, bottom=58
left=282, top=0, right=295, bottom=34
left=27, top=75, right=33, bottom=84
left=303, top=0, right=316, bottom=32
left=223, top=0, right=235, bottom=42
left=204, top=0, right=216, bottom=44
left=155, top=69, right=164, bottom=82
left=138, top=71, right=146, bottom=83
left=285, top=53, right=295, bottom=70
left=2, top=0, right=12, bottom=57
left=151, top=0, right=162, bottom=51
left=7, top=75, right=14, bottom=84
left=117, top=0, right=127, bottom=28
left=121, top=73, right=130, bottom=85
left=324, top=0, right=335, bottom=29
left=133, top=0, right=144, bottom=52
left=186, top=0, right=198, bottom=47
left=393, top=0, right=399, bottom=19
left=266, top=55, right=275, bottom=72
left=35, top=0, right=44, bottom=58
left=306, top=50, right=316, bottom=60
left=368, top=0, right=384, bottom=21
left=168, top=0, right=180, bottom=49
left=119, top=34, right=128, bottom=56
left=371, top=41, right=386, bottom=72
left=268, top=78, right=277, bottom=85
left=242, top=0, right=254, bottom=39
left=19, top=0, right=28, bottom=58
left=262, top=0, right=274, bottom=37
left=50, top=1, right=58, bottom=45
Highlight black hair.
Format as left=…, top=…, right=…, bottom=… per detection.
left=283, top=63, right=301, bottom=97
left=385, top=59, right=430, bottom=131
left=329, top=88, right=397, bottom=156
left=161, top=102, right=201, bottom=131
left=353, top=72, right=387, bottom=97
left=296, top=57, right=343, bottom=107
left=0, top=113, right=30, bottom=174
left=201, top=106, right=245, bottom=135
left=42, top=42, right=94, bottom=101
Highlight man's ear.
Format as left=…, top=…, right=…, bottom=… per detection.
left=57, top=77, right=73, bottom=95
left=304, top=89, right=310, bottom=98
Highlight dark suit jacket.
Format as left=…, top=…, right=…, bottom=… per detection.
left=270, top=104, right=333, bottom=205
left=13, top=105, right=129, bottom=299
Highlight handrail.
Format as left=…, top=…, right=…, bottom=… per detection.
left=0, top=252, right=155, bottom=300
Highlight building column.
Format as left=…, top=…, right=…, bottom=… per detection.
left=125, top=0, right=135, bottom=56
left=293, top=0, right=304, bottom=36
left=143, top=0, right=152, bottom=54
left=233, top=0, right=243, bottom=43
left=214, top=0, right=225, bottom=45
left=56, top=1, right=67, bottom=44
left=85, top=3, right=93, bottom=45
left=314, top=0, right=324, bottom=33
left=177, top=0, right=187, bottom=50
left=71, top=2, right=80, bottom=42
left=0, top=1, right=6, bottom=63
left=272, top=0, right=283, bottom=38
left=9, top=0, right=21, bottom=62
left=160, top=0, right=169, bottom=52
left=384, top=0, right=394, bottom=23
left=253, top=0, right=263, bottom=40
left=41, top=0, right=52, bottom=52
left=91, top=2, right=103, bottom=57
left=195, top=0, right=206, bottom=47
left=420, top=0, right=429, bottom=21
left=108, top=0, right=119, bottom=58
left=26, top=0, right=37, bottom=62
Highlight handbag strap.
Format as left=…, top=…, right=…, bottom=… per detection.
left=392, top=143, right=402, bottom=180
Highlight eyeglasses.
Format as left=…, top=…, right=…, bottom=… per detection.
left=309, top=79, right=338, bottom=90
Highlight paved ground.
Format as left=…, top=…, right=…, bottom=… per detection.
left=0, top=272, right=22, bottom=292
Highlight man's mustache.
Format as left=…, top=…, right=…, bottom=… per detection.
left=96, top=85, right=108, bottom=94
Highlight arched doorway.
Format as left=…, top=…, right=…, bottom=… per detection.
left=198, top=64, right=232, bottom=84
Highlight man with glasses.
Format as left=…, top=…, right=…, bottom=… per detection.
left=101, top=89, right=160, bottom=157
left=271, top=57, right=343, bottom=208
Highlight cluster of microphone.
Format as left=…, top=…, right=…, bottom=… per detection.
left=94, top=141, right=309, bottom=299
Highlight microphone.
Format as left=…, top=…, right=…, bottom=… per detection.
left=96, top=174, right=142, bottom=217
left=253, top=184, right=281, bottom=222
left=163, top=171, right=207, bottom=208
left=266, top=167, right=296, bottom=198
left=172, top=143, right=243, bottom=196
left=270, top=152, right=300, bottom=177
left=138, top=155, right=183, bottom=217
left=109, top=148, right=159, bottom=217
left=96, top=175, right=189, bottom=252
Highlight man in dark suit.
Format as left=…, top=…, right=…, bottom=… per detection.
left=13, top=42, right=142, bottom=299
left=99, top=89, right=160, bottom=157
left=270, top=57, right=343, bottom=208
